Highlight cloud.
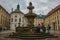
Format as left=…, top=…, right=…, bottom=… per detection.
left=39, top=0, right=48, bottom=3
left=0, top=0, right=60, bottom=15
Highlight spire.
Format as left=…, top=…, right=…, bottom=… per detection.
left=40, top=14, right=42, bottom=17
left=11, top=8, right=13, bottom=12
left=17, top=4, right=20, bottom=10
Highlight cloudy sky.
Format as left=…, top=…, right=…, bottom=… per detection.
left=0, top=0, right=60, bottom=15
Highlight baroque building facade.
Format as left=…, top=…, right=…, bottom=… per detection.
left=34, top=14, right=46, bottom=27
left=44, top=5, right=60, bottom=31
left=10, top=4, right=25, bottom=30
left=0, top=5, right=10, bottom=31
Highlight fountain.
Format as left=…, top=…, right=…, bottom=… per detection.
left=24, top=2, right=37, bottom=33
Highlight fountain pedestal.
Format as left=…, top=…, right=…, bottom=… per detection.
left=24, top=2, right=36, bottom=33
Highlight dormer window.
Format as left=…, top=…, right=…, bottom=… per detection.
left=15, top=15, right=17, bottom=18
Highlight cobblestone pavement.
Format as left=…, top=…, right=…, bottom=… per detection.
left=0, top=30, right=60, bottom=40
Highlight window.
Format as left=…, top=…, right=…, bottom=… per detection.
left=15, top=15, right=17, bottom=18
left=11, top=18, right=13, bottom=22
left=15, top=19, right=17, bottom=22
left=15, top=24, right=16, bottom=27
left=19, top=18, right=21, bottom=22
left=1, top=15, right=2, bottom=24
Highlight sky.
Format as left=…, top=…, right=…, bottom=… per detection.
left=0, top=0, right=60, bottom=15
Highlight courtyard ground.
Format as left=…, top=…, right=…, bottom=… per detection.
left=0, top=30, right=60, bottom=40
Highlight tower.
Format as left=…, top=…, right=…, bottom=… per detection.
left=17, top=4, right=20, bottom=11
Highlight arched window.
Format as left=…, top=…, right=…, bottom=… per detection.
left=15, top=15, right=17, bottom=18
left=15, top=19, right=17, bottom=22
left=19, top=18, right=21, bottom=22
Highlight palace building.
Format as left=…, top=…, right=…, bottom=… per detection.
left=44, top=5, right=60, bottom=31
left=10, top=4, right=25, bottom=30
left=0, top=5, right=10, bottom=31
left=34, top=14, right=46, bottom=27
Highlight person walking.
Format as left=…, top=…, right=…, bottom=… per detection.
left=47, top=24, right=51, bottom=33
left=37, top=23, right=42, bottom=33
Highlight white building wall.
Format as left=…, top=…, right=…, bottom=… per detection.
left=10, top=13, right=24, bottom=31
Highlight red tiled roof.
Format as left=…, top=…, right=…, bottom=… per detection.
left=47, top=5, right=60, bottom=16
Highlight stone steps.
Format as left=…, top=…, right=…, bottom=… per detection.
left=5, top=33, right=59, bottom=39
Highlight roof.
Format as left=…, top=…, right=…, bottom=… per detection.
left=47, top=5, right=60, bottom=16
left=11, top=4, right=24, bottom=14
left=0, top=5, right=9, bottom=15
left=11, top=9, right=24, bottom=14
left=35, top=15, right=46, bottom=19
